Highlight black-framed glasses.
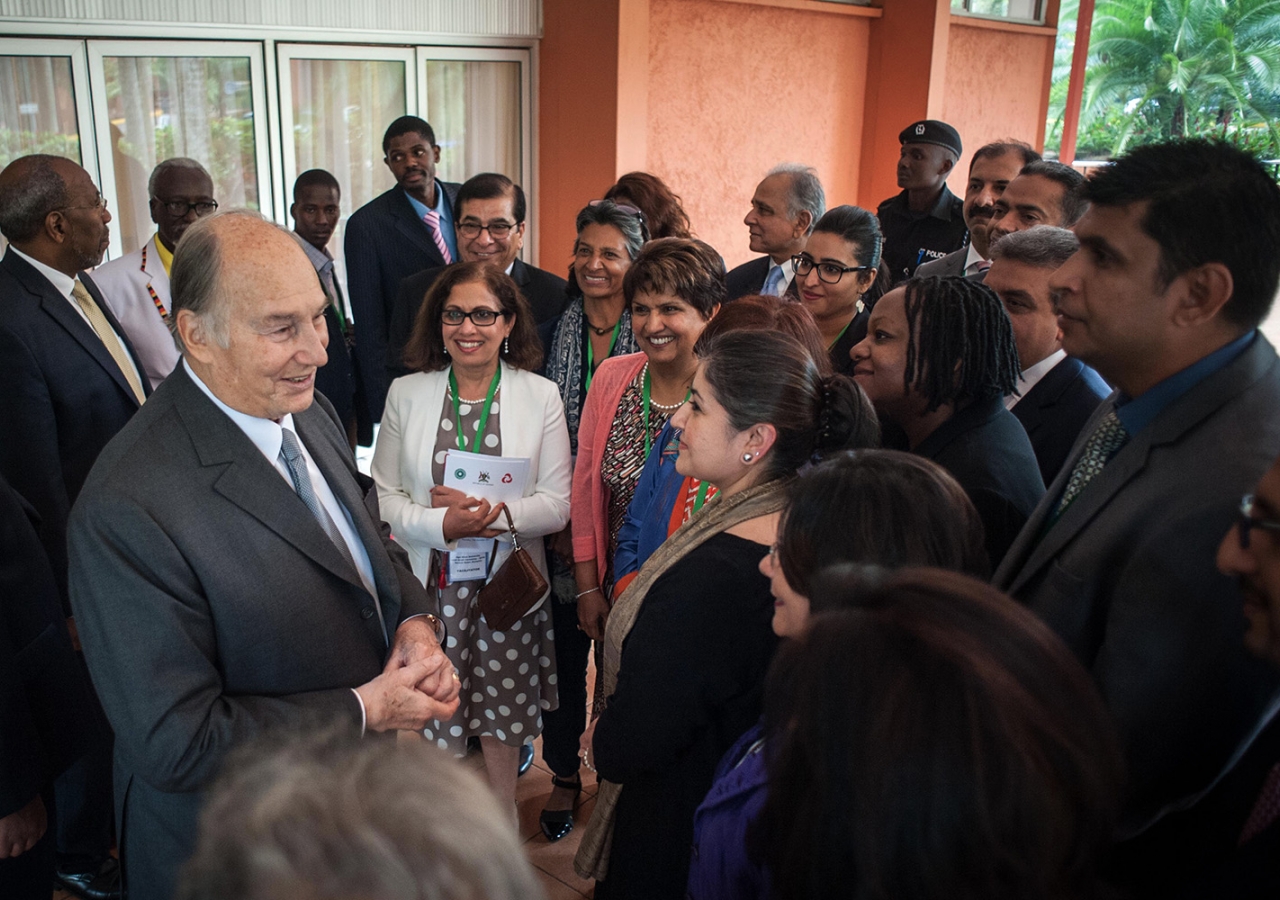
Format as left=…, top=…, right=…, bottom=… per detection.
left=1237, top=494, right=1280, bottom=549
left=159, top=199, right=218, bottom=216
left=792, top=254, right=873, bottom=285
left=457, top=220, right=518, bottom=239
left=441, top=307, right=511, bottom=326
left=59, top=194, right=108, bottom=213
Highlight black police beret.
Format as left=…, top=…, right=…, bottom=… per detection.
left=898, top=120, right=963, bottom=158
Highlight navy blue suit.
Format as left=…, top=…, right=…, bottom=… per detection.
left=724, top=256, right=771, bottom=301
left=1011, top=356, right=1110, bottom=486
left=344, top=181, right=460, bottom=427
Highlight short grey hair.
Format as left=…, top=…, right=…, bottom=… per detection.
left=176, top=729, right=546, bottom=900
left=0, top=154, right=70, bottom=243
left=989, top=225, right=1080, bottom=270
left=169, top=209, right=294, bottom=350
left=575, top=199, right=646, bottom=259
left=767, top=163, right=826, bottom=235
left=148, top=157, right=212, bottom=198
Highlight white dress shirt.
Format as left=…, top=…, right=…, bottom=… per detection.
left=764, top=257, right=796, bottom=296
left=1006, top=348, right=1067, bottom=409
left=963, top=243, right=988, bottom=276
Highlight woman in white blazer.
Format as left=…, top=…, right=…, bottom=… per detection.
left=372, top=261, right=571, bottom=806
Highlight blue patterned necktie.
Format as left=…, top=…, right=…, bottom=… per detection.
left=763, top=264, right=785, bottom=296
left=279, top=428, right=360, bottom=575
left=1054, top=409, right=1129, bottom=517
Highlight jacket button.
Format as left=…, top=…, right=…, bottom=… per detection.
left=361, top=606, right=375, bottom=620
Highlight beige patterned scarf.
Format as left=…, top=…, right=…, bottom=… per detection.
left=573, top=477, right=791, bottom=881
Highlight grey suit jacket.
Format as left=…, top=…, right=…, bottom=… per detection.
left=67, top=363, right=431, bottom=900
left=913, top=246, right=967, bottom=278
left=995, top=335, right=1280, bottom=842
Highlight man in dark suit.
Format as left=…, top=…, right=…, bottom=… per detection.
left=0, top=153, right=150, bottom=900
left=67, top=211, right=461, bottom=900
left=0, top=474, right=98, bottom=900
left=725, top=164, right=824, bottom=300
left=986, top=160, right=1088, bottom=246
left=985, top=227, right=1108, bottom=485
left=994, top=140, right=1280, bottom=897
left=386, top=172, right=567, bottom=383
left=915, top=140, right=1039, bottom=280
left=291, top=168, right=364, bottom=447
left=344, top=116, right=461, bottom=433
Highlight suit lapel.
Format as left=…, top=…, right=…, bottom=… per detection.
left=5, top=254, right=145, bottom=407
left=171, top=367, right=367, bottom=590
left=390, top=189, right=445, bottom=268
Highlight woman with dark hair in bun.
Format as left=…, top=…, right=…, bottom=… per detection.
left=574, top=330, right=879, bottom=900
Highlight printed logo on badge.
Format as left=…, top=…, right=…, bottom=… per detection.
left=454, top=468, right=466, bottom=480
left=915, top=124, right=926, bottom=135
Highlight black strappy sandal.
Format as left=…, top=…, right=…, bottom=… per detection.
left=539, top=774, right=583, bottom=842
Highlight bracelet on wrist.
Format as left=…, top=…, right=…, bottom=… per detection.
left=575, top=587, right=602, bottom=599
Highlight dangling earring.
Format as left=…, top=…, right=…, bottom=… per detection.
left=443, top=343, right=449, bottom=355
left=503, top=336, right=510, bottom=356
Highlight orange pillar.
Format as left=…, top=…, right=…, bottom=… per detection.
left=537, top=0, right=649, bottom=273
left=1059, top=0, right=1095, bottom=166
left=857, top=0, right=954, bottom=208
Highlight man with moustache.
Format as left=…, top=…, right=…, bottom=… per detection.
left=94, top=157, right=218, bottom=389
left=0, top=153, right=147, bottom=900
left=385, top=172, right=567, bottom=383
left=986, top=160, right=1088, bottom=245
left=876, top=120, right=968, bottom=280
left=291, top=168, right=362, bottom=446
left=67, top=210, right=460, bottom=900
left=345, top=116, right=461, bottom=434
left=915, top=141, right=1039, bottom=280
left=724, top=164, right=825, bottom=300
left=994, top=140, right=1280, bottom=897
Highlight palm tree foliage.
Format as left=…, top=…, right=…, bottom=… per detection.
left=1046, top=0, right=1280, bottom=158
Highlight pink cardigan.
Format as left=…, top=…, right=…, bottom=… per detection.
left=571, top=352, right=648, bottom=582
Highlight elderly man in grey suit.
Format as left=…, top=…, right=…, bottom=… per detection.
left=68, top=211, right=460, bottom=900
left=994, top=140, right=1280, bottom=897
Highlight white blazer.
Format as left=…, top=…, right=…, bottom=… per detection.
left=372, top=362, right=572, bottom=594
left=93, top=236, right=179, bottom=390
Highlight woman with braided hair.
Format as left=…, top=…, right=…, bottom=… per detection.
left=850, top=274, right=1044, bottom=567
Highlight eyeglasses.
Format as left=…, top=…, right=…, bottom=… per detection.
left=158, top=199, right=219, bottom=216
left=792, top=254, right=874, bottom=285
left=457, top=220, right=518, bottom=239
left=59, top=194, right=109, bottom=213
left=441, top=307, right=511, bottom=326
left=1236, top=494, right=1280, bottom=549
left=589, top=199, right=651, bottom=242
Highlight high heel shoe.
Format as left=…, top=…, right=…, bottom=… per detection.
left=539, top=774, right=582, bottom=842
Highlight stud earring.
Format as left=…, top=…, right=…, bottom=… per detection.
left=443, top=343, right=449, bottom=355
left=503, top=336, right=510, bottom=356
left=742, top=453, right=753, bottom=463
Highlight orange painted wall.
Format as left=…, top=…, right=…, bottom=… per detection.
left=645, top=0, right=872, bottom=269
left=941, top=20, right=1056, bottom=192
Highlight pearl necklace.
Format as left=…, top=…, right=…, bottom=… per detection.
left=643, top=361, right=689, bottom=410
left=449, top=385, right=492, bottom=404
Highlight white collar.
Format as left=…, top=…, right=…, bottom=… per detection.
left=184, top=358, right=294, bottom=464
left=8, top=245, right=76, bottom=298
left=964, top=243, right=987, bottom=273
left=1006, top=349, right=1067, bottom=409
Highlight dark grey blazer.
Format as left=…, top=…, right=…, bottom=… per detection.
left=995, top=335, right=1280, bottom=866
left=0, top=250, right=147, bottom=602
left=343, top=181, right=460, bottom=425
left=67, top=364, right=432, bottom=900
left=913, top=246, right=967, bottom=278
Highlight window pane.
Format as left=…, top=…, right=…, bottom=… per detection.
left=424, top=60, right=521, bottom=184
left=0, top=55, right=80, bottom=169
left=103, top=55, right=259, bottom=255
left=289, top=57, right=407, bottom=245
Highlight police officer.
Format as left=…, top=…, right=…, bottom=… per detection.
left=876, top=120, right=968, bottom=281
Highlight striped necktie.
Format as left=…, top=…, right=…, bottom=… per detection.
left=423, top=210, right=453, bottom=264
left=71, top=278, right=146, bottom=404
left=763, top=265, right=785, bottom=296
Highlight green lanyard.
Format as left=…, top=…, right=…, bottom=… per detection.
left=691, top=479, right=711, bottom=513
left=829, top=316, right=854, bottom=350
left=642, top=365, right=691, bottom=456
left=448, top=366, right=501, bottom=451
left=585, top=319, right=622, bottom=394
